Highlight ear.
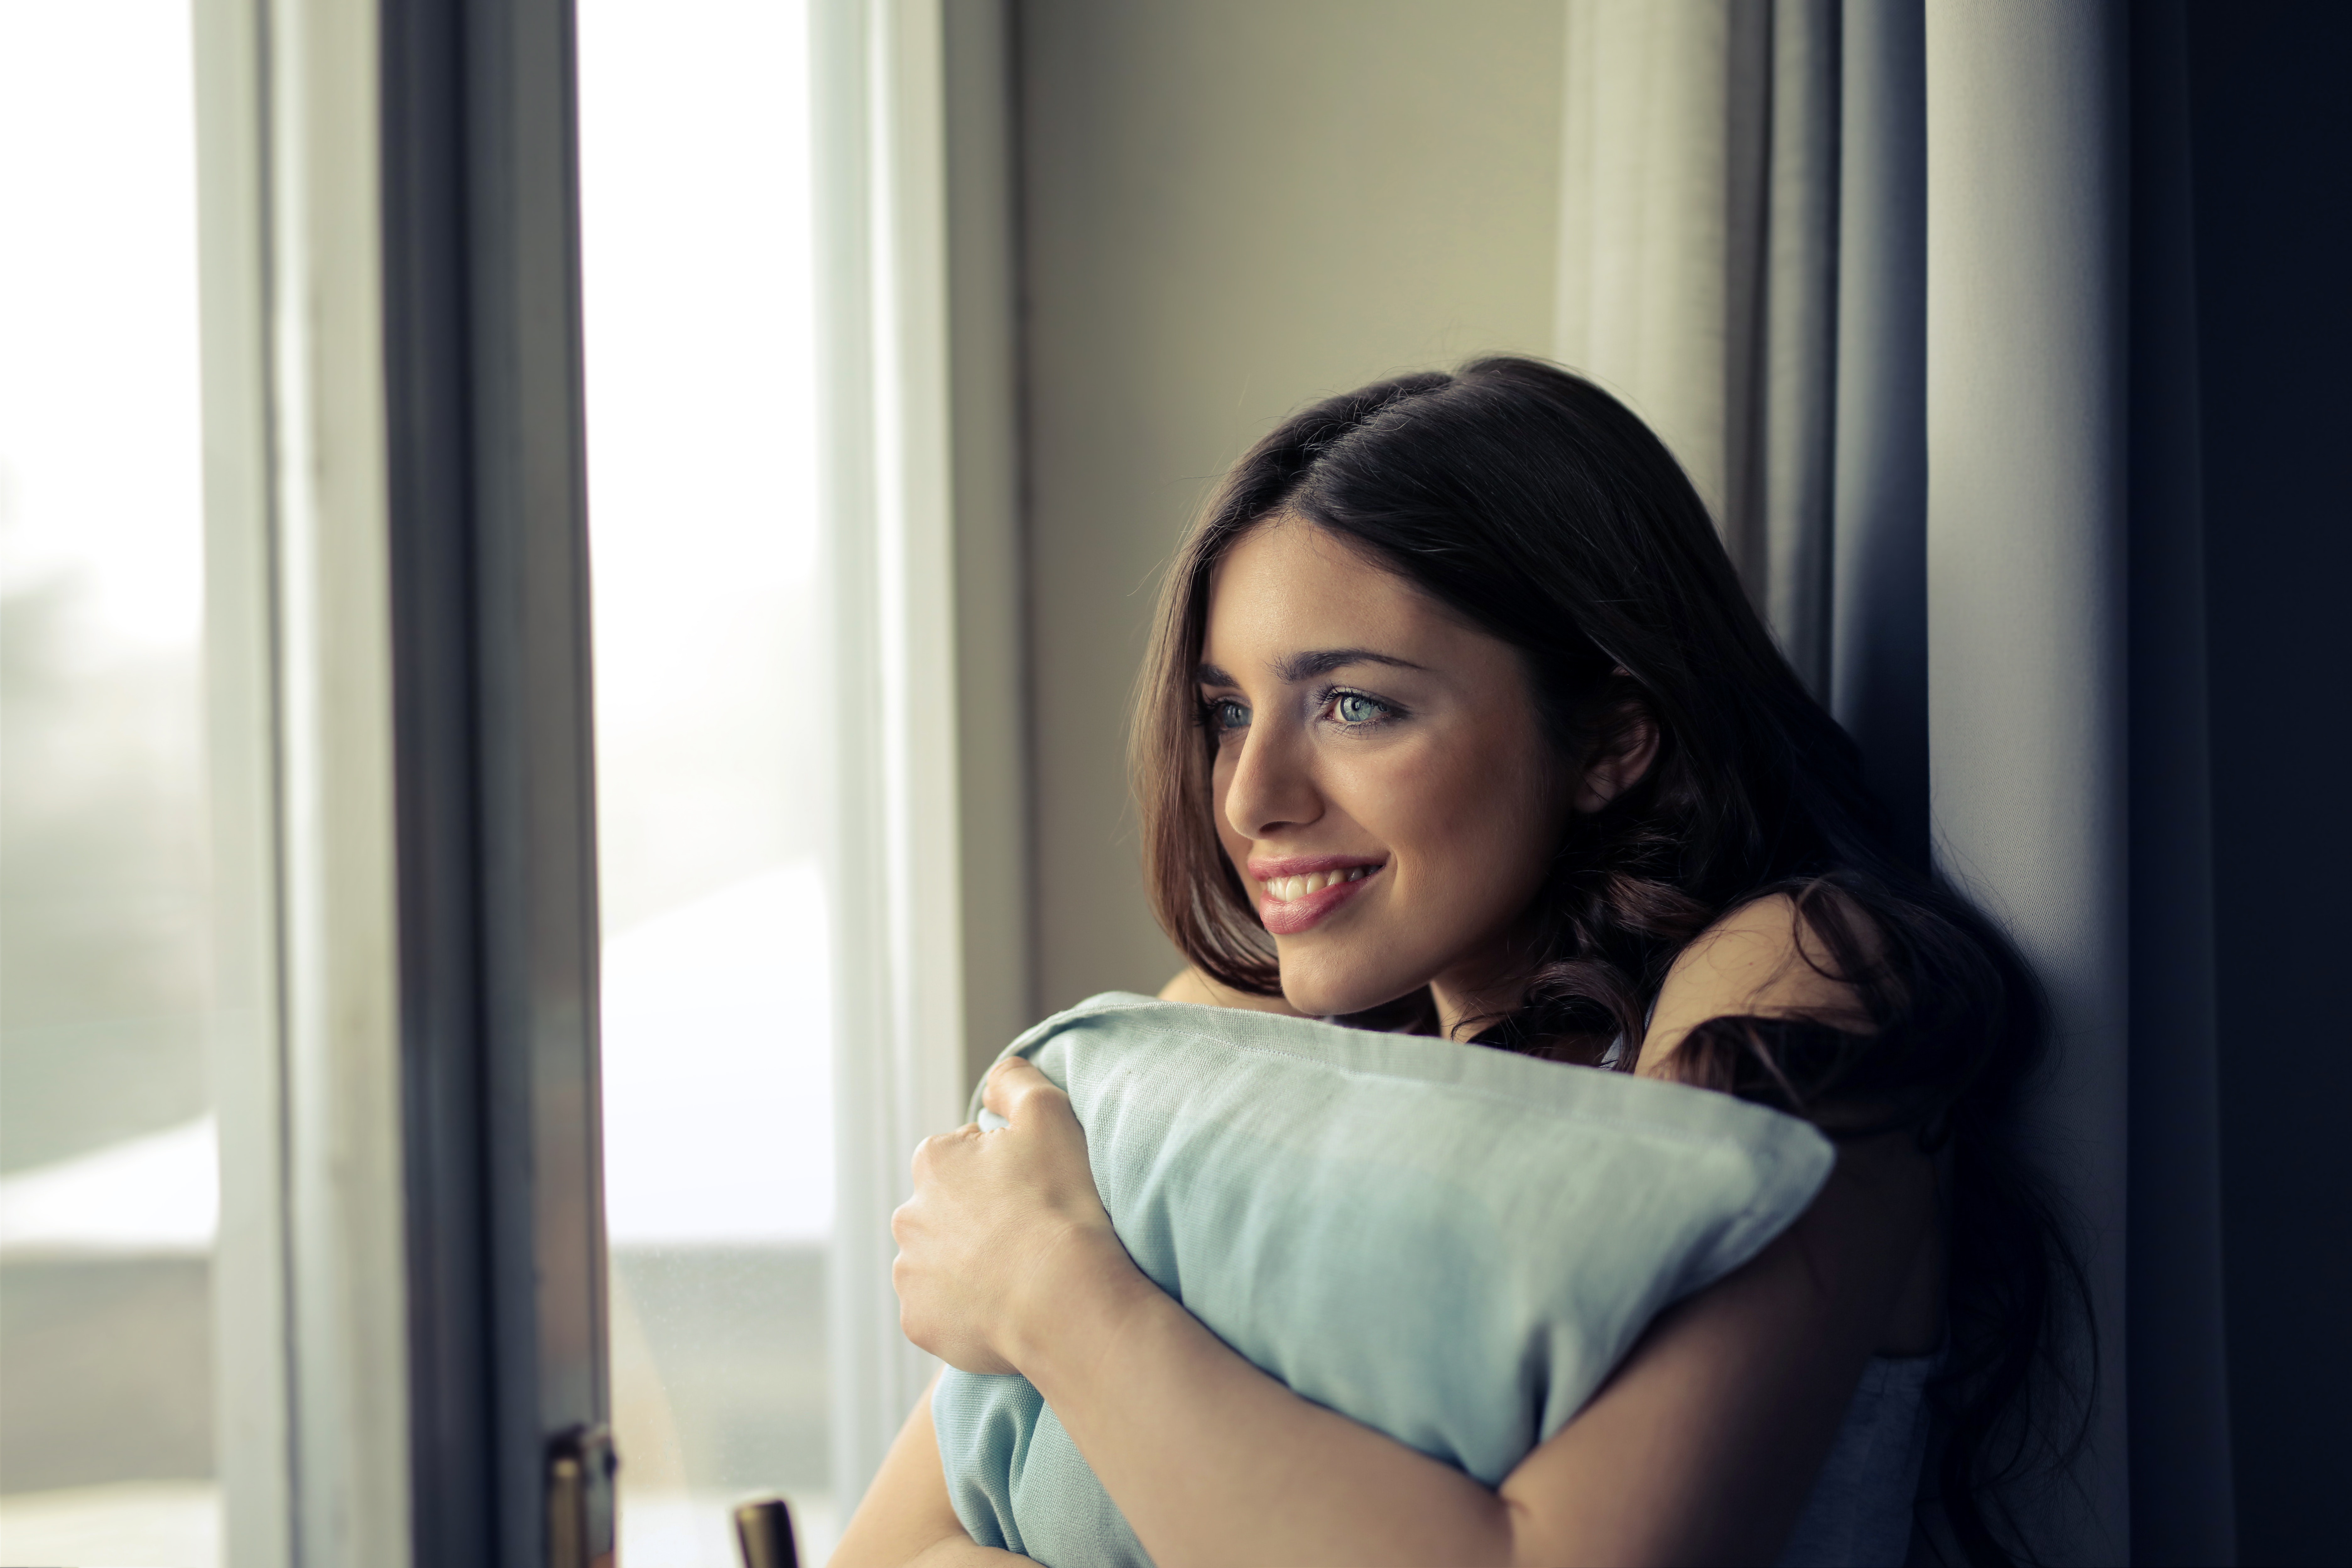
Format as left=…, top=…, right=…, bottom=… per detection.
left=1569, top=702, right=1660, bottom=814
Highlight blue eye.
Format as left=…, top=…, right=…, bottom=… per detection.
left=1334, top=692, right=1388, bottom=725
left=1205, top=698, right=1249, bottom=733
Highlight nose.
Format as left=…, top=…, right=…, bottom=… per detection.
left=1221, top=716, right=1323, bottom=841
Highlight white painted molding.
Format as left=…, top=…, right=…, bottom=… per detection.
left=815, top=0, right=975, bottom=1511
left=868, top=0, right=972, bottom=1161
left=195, top=0, right=413, bottom=1562
left=194, top=1, right=296, bottom=1561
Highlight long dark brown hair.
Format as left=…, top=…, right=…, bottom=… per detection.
left=1131, top=358, right=2091, bottom=1566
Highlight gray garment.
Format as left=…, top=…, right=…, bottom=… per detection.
left=1778, top=1350, right=1939, bottom=1567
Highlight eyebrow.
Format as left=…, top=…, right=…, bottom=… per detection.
left=1195, top=648, right=1430, bottom=687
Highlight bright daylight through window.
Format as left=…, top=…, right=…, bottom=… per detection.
left=0, top=4, right=877, bottom=1560
left=578, top=1, right=841, bottom=1562
left=0, top=2, right=221, bottom=1563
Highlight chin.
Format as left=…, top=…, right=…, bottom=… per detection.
left=1277, top=948, right=1423, bottom=1020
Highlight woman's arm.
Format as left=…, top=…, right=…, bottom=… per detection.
left=888, top=894, right=1930, bottom=1566
left=961, top=1090, right=1927, bottom=1568
left=827, top=1374, right=1028, bottom=1568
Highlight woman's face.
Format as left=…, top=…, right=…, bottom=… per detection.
left=1198, top=518, right=1575, bottom=1025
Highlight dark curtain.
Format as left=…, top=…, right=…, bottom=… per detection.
left=1558, top=2, right=2350, bottom=1561
left=2134, top=4, right=2352, bottom=1565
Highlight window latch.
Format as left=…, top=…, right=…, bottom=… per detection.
left=547, top=1423, right=617, bottom=1568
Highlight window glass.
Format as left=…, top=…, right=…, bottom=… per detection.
left=0, top=3, right=220, bottom=1563
left=576, top=2, right=837, bottom=1561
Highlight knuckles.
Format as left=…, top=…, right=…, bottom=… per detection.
left=910, top=1122, right=981, bottom=1179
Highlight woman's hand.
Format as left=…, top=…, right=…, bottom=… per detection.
left=890, top=1056, right=1142, bottom=1375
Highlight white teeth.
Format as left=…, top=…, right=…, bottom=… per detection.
left=1267, top=866, right=1377, bottom=902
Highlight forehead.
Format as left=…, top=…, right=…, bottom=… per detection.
left=1202, top=520, right=1452, bottom=660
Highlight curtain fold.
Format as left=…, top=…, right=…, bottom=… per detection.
left=1922, top=3, right=2131, bottom=1560
left=1554, top=3, right=2219, bottom=1560
left=1555, top=0, right=1757, bottom=542
left=1828, top=0, right=1928, bottom=866
left=1752, top=0, right=1839, bottom=697
left=1555, top=0, right=1842, bottom=698
left=2122, top=3, right=2238, bottom=1562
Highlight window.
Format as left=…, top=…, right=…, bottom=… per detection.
left=0, top=4, right=997, bottom=1559
left=580, top=3, right=986, bottom=1556
left=0, top=3, right=221, bottom=1561
left=576, top=0, right=839, bottom=1558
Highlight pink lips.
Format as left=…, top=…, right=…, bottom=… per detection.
left=1249, top=854, right=1386, bottom=936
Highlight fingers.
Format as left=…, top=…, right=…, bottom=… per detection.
left=910, top=1122, right=981, bottom=1180
left=980, top=1055, right=1062, bottom=1123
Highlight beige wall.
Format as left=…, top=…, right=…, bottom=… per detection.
left=1016, top=0, right=1569, bottom=1014
left=945, top=0, right=1033, bottom=1084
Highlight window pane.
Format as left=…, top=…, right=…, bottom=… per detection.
left=577, top=2, right=836, bottom=1561
left=0, top=3, right=219, bottom=1563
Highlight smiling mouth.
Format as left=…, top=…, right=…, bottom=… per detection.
left=1252, top=859, right=1385, bottom=936
left=1262, top=865, right=1375, bottom=902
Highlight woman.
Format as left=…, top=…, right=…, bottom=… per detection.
left=836, top=358, right=2085, bottom=1566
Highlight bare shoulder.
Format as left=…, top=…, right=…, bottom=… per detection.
left=1636, top=889, right=1877, bottom=1080
left=1635, top=889, right=1945, bottom=1353
left=1157, top=966, right=1306, bottom=1016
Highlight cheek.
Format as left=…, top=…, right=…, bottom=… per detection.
left=1356, top=735, right=1560, bottom=899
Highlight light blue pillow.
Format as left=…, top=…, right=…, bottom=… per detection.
left=932, top=993, right=1835, bottom=1566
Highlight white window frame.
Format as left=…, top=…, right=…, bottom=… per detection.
left=812, top=0, right=1001, bottom=1505
left=195, top=0, right=1026, bottom=1552
left=197, top=0, right=411, bottom=1560
left=196, top=0, right=612, bottom=1561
